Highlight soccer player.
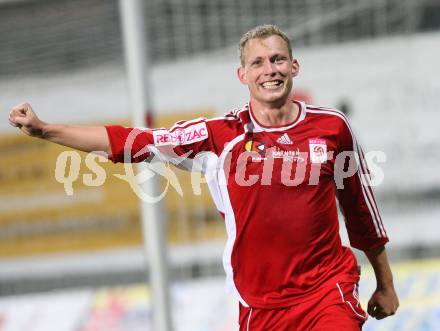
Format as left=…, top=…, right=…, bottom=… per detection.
left=9, top=25, right=398, bottom=330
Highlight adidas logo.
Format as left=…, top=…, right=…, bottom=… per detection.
left=277, top=133, right=293, bottom=145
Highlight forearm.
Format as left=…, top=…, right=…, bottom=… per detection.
left=364, top=246, right=394, bottom=289
left=42, top=123, right=111, bottom=155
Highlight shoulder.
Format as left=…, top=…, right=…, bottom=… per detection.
left=166, top=115, right=239, bottom=136
left=206, top=112, right=240, bottom=125
left=305, top=104, right=352, bottom=133
left=164, top=106, right=246, bottom=139
left=305, top=104, right=347, bottom=121
left=206, top=105, right=248, bottom=130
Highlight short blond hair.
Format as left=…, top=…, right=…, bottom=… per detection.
left=239, top=24, right=293, bottom=66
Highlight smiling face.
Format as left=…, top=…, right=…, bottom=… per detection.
left=237, top=35, right=299, bottom=107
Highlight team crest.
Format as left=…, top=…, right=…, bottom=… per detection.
left=309, top=138, right=327, bottom=163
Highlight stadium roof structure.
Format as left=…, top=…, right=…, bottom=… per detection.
left=0, top=0, right=439, bottom=76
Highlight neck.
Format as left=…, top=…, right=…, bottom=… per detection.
left=250, top=97, right=299, bottom=127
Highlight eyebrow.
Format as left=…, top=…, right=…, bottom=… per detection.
left=250, top=54, right=286, bottom=63
left=270, top=54, right=285, bottom=61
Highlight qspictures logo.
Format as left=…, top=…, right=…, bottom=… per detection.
left=53, top=128, right=386, bottom=202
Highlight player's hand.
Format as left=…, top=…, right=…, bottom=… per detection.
left=367, top=285, right=399, bottom=320
left=8, top=102, right=46, bottom=137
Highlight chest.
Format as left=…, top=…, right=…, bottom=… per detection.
left=227, top=130, right=338, bottom=187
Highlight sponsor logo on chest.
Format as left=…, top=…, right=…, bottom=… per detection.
left=244, top=138, right=306, bottom=162
left=272, top=147, right=305, bottom=162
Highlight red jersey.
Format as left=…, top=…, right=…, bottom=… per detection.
left=105, top=100, right=388, bottom=309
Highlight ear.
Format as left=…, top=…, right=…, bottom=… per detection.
left=237, top=66, right=247, bottom=85
left=291, top=59, right=300, bottom=78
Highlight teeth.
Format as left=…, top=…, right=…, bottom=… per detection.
left=262, top=80, right=282, bottom=89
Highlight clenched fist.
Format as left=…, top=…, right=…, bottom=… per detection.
left=367, top=286, right=399, bottom=320
left=8, top=102, right=46, bottom=137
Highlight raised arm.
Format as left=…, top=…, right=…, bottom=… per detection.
left=8, top=102, right=111, bottom=155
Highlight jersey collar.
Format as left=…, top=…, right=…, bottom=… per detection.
left=248, top=100, right=306, bottom=132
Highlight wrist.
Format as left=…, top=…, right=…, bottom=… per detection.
left=40, top=121, right=52, bottom=139
left=376, top=278, right=394, bottom=290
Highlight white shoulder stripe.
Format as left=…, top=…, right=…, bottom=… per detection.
left=207, top=116, right=239, bottom=122
left=356, top=145, right=387, bottom=236
left=306, top=104, right=341, bottom=112
left=169, top=117, right=206, bottom=131
left=307, top=108, right=386, bottom=238
left=308, top=108, right=385, bottom=237
left=231, top=104, right=249, bottom=116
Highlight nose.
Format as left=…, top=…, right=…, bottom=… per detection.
left=262, top=60, right=277, bottom=76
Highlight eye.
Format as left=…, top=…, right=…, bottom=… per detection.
left=274, top=56, right=286, bottom=64
left=252, top=59, right=262, bottom=66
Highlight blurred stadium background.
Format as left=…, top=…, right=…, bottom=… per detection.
left=0, top=0, right=440, bottom=330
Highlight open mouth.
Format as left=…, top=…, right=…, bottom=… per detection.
left=261, top=80, right=283, bottom=90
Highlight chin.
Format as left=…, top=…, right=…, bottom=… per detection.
left=260, top=91, right=289, bottom=104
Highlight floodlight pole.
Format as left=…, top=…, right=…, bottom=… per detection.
left=118, top=1, right=173, bottom=331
